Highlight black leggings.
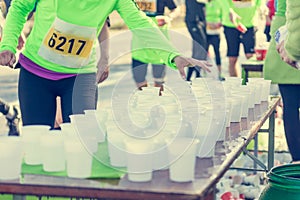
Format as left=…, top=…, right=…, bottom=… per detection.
left=185, top=20, right=207, bottom=81
left=278, top=84, right=300, bottom=161
left=207, top=34, right=221, bottom=66
left=18, top=67, right=97, bottom=129
left=131, top=58, right=166, bottom=84
left=0, top=98, right=9, bottom=115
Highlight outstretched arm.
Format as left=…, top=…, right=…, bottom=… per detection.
left=96, top=20, right=110, bottom=84
left=116, top=0, right=212, bottom=78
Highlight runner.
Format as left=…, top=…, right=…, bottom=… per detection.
left=184, top=0, right=207, bottom=81
left=206, top=0, right=225, bottom=80
left=0, top=0, right=211, bottom=128
left=221, top=0, right=262, bottom=77
left=132, top=0, right=180, bottom=90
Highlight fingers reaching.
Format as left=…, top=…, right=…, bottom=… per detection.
left=0, top=50, right=16, bottom=68
left=96, top=66, right=110, bottom=84
left=174, top=56, right=212, bottom=80
left=8, top=55, right=16, bottom=68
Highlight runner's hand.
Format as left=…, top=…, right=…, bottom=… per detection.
left=173, top=56, right=212, bottom=80
left=96, top=57, right=110, bottom=84
left=0, top=50, right=16, bottom=68
left=276, top=40, right=298, bottom=69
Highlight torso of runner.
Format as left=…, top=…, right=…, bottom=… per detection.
left=232, top=0, right=254, bottom=8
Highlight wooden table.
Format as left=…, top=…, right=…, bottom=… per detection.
left=0, top=98, right=281, bottom=200
left=241, top=59, right=264, bottom=83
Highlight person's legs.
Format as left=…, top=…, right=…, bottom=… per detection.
left=186, top=67, right=195, bottom=81
left=208, top=34, right=223, bottom=79
left=278, top=84, right=300, bottom=162
left=132, top=58, right=148, bottom=89
left=228, top=57, right=239, bottom=77
left=185, top=20, right=207, bottom=78
left=0, top=98, right=21, bottom=136
left=0, top=98, right=10, bottom=115
left=224, top=26, right=240, bottom=77
left=241, top=27, right=255, bottom=60
left=264, top=25, right=271, bottom=42
left=54, top=97, right=63, bottom=128
left=18, top=67, right=57, bottom=128
left=152, top=64, right=166, bottom=86
left=59, top=73, right=97, bottom=123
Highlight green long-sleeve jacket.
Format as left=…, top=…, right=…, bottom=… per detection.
left=0, top=0, right=180, bottom=74
left=263, top=0, right=300, bottom=84
left=285, top=0, right=300, bottom=61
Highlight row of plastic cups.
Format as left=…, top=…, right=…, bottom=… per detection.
left=127, top=137, right=200, bottom=183
left=105, top=122, right=200, bottom=182
left=21, top=125, right=94, bottom=178
left=247, top=78, right=271, bottom=102
left=41, top=130, right=92, bottom=178
left=0, top=126, right=69, bottom=180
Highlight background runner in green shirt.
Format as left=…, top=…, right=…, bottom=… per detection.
left=221, top=0, right=261, bottom=77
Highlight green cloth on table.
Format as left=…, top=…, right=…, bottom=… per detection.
left=21, top=142, right=125, bottom=179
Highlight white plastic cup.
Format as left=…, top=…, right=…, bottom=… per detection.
left=106, top=125, right=128, bottom=167
left=152, top=139, right=170, bottom=170
left=59, top=123, right=79, bottom=140
left=228, top=97, right=242, bottom=123
left=21, top=125, right=50, bottom=165
left=64, top=140, right=93, bottom=178
left=196, top=134, right=216, bottom=158
left=0, top=137, right=23, bottom=180
left=41, top=130, right=65, bottom=172
left=84, top=109, right=106, bottom=142
left=69, top=114, right=99, bottom=153
left=125, top=139, right=153, bottom=182
left=168, top=138, right=199, bottom=182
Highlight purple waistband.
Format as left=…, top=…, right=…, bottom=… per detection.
left=19, top=54, right=77, bottom=80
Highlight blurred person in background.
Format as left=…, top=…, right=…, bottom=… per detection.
left=264, top=0, right=275, bottom=42
left=0, top=98, right=20, bottom=136
left=132, top=0, right=180, bottom=90
left=221, top=0, right=262, bottom=77
left=206, top=0, right=225, bottom=81
left=264, top=0, right=300, bottom=163
left=184, top=0, right=207, bottom=81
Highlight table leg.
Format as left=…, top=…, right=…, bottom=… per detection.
left=253, top=134, right=258, bottom=174
left=241, top=68, right=249, bottom=85
left=268, top=110, right=275, bottom=170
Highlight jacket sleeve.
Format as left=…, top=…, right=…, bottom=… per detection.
left=285, top=0, right=300, bottom=61
left=114, top=0, right=180, bottom=69
left=0, top=0, right=36, bottom=53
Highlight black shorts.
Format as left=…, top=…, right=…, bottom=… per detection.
left=224, top=26, right=256, bottom=57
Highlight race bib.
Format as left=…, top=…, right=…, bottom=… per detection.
left=135, top=0, right=157, bottom=13
left=232, top=0, right=254, bottom=8
left=38, top=17, right=96, bottom=68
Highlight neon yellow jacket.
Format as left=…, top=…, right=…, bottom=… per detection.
left=0, top=0, right=179, bottom=74
left=285, top=0, right=300, bottom=61
left=264, top=0, right=300, bottom=84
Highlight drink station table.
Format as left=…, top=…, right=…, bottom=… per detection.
left=0, top=97, right=281, bottom=200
